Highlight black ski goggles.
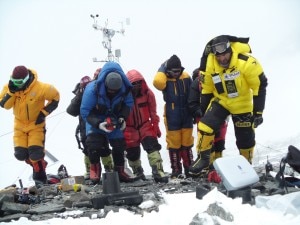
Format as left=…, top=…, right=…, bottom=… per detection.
left=132, top=80, right=142, bottom=88
left=166, top=68, right=182, bottom=77
left=211, top=42, right=231, bottom=55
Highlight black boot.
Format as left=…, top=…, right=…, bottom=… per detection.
left=189, top=150, right=211, bottom=176
left=151, top=164, right=169, bottom=183
left=128, top=159, right=146, bottom=180
left=135, top=167, right=147, bottom=180
left=148, top=151, right=168, bottom=183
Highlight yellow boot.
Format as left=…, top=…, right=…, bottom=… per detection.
left=240, top=147, right=254, bottom=164
left=189, top=132, right=214, bottom=175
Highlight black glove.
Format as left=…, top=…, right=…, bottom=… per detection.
left=166, top=68, right=180, bottom=78
left=194, top=109, right=203, bottom=118
left=35, top=111, right=46, bottom=125
left=193, top=109, right=203, bottom=124
left=82, top=148, right=88, bottom=156
left=8, top=80, right=19, bottom=93
left=192, top=68, right=200, bottom=80
left=253, top=112, right=263, bottom=128
left=158, top=60, right=168, bottom=73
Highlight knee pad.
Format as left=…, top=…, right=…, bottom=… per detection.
left=86, top=133, right=109, bottom=150
left=126, top=147, right=141, bottom=161
left=99, top=148, right=111, bottom=158
left=142, top=136, right=161, bottom=152
left=86, top=133, right=110, bottom=162
left=28, top=146, right=45, bottom=161
left=88, top=149, right=100, bottom=164
left=14, top=147, right=29, bottom=161
left=198, top=122, right=214, bottom=134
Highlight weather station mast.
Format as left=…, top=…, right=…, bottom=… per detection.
left=90, top=14, right=130, bottom=63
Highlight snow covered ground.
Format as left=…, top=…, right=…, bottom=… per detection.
left=1, top=186, right=300, bottom=225
left=1, top=0, right=300, bottom=224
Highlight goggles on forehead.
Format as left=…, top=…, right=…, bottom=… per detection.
left=211, top=42, right=230, bottom=55
left=10, top=74, right=30, bottom=87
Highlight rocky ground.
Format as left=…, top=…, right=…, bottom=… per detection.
left=1, top=164, right=299, bottom=223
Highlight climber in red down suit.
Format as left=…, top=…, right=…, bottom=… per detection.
left=124, top=69, right=169, bottom=183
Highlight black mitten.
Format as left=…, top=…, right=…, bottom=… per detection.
left=193, top=109, right=203, bottom=124
left=253, top=112, right=263, bottom=128
left=35, top=111, right=46, bottom=125
left=8, top=80, right=19, bottom=93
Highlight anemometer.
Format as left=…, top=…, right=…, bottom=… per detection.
left=90, top=14, right=130, bottom=62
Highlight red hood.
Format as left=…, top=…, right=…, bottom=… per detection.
left=126, top=69, right=149, bottom=94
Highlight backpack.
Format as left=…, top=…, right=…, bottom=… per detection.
left=285, top=145, right=300, bottom=173
left=275, top=145, right=300, bottom=192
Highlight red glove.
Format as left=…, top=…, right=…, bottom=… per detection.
left=208, top=170, right=221, bottom=183
left=153, top=123, right=161, bottom=138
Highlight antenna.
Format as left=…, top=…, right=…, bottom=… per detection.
left=90, top=14, right=129, bottom=63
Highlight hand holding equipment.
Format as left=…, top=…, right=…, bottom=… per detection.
left=99, top=121, right=113, bottom=133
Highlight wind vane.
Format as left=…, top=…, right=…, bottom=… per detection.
left=90, top=14, right=129, bottom=62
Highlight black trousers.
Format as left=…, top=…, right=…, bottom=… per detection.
left=200, top=101, right=255, bottom=149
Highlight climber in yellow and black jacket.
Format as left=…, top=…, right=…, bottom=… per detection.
left=189, top=35, right=268, bottom=175
left=153, top=55, right=194, bottom=178
left=0, top=66, right=60, bottom=185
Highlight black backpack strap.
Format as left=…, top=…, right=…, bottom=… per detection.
left=199, top=35, right=250, bottom=71
left=75, top=124, right=83, bottom=150
left=275, top=157, right=288, bottom=193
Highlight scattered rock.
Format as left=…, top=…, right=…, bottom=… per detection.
left=0, top=167, right=299, bottom=222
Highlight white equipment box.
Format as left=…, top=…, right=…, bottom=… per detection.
left=213, top=155, right=259, bottom=191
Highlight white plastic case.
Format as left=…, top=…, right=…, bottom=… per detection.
left=213, top=155, right=259, bottom=191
